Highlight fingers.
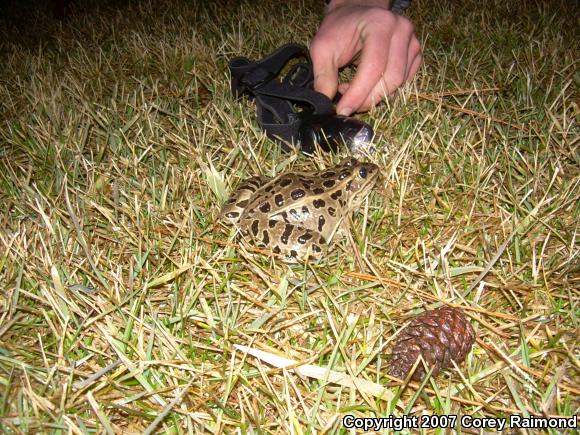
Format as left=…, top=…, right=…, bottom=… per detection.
left=407, top=38, right=422, bottom=78
left=362, top=22, right=416, bottom=108
left=310, top=37, right=340, bottom=100
left=342, top=35, right=422, bottom=112
left=310, top=8, right=422, bottom=114
left=335, top=19, right=391, bottom=116
left=381, top=19, right=414, bottom=96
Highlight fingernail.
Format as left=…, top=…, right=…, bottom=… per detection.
left=337, top=106, right=353, bottom=117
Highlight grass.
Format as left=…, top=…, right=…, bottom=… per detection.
left=0, top=0, right=578, bottom=433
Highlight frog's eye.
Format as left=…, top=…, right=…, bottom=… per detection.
left=358, top=168, right=368, bottom=179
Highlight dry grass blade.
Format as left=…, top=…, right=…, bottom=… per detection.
left=143, top=379, right=195, bottom=435
left=415, top=93, right=530, bottom=133
left=234, top=344, right=399, bottom=404
left=86, top=392, right=115, bottom=435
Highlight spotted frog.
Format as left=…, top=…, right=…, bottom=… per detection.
left=221, top=158, right=379, bottom=261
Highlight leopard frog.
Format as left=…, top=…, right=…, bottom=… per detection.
left=221, top=158, right=379, bottom=261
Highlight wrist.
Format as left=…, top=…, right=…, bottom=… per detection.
left=326, top=0, right=391, bottom=13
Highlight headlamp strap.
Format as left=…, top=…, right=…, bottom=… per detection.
left=229, top=43, right=335, bottom=150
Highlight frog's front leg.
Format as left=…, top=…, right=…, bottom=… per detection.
left=220, top=176, right=270, bottom=224
left=243, top=218, right=328, bottom=262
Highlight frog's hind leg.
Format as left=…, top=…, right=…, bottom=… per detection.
left=220, top=176, right=270, bottom=223
left=245, top=219, right=328, bottom=262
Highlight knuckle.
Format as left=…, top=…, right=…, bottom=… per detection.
left=398, top=17, right=415, bottom=34
left=309, top=35, right=329, bottom=55
left=368, top=8, right=396, bottom=25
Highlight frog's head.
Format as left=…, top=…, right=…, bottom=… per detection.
left=337, top=157, right=379, bottom=206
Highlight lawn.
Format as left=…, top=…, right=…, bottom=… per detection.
left=0, top=0, right=578, bottom=433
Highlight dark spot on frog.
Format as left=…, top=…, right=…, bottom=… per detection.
left=345, top=181, right=352, bottom=191
left=273, top=246, right=281, bottom=254
left=312, top=244, right=322, bottom=253
left=328, top=207, right=336, bottom=217
left=313, top=187, right=324, bottom=195
left=291, top=189, right=305, bottom=200
left=301, top=206, right=309, bottom=216
left=236, top=199, right=249, bottom=208
left=279, top=178, right=292, bottom=187
left=268, top=219, right=277, bottom=228
left=338, top=171, right=350, bottom=180
left=251, top=220, right=260, bottom=236
left=318, top=215, right=326, bottom=232
left=290, top=249, right=298, bottom=258
left=262, top=230, right=270, bottom=244
left=298, top=232, right=313, bottom=244
left=275, top=194, right=284, bottom=206
left=281, top=211, right=290, bottom=223
left=301, top=181, right=312, bottom=190
left=313, top=199, right=325, bottom=208
left=323, top=180, right=335, bottom=188
left=318, top=236, right=326, bottom=245
left=322, top=171, right=336, bottom=179
left=330, top=190, right=342, bottom=200
left=259, top=202, right=271, bottom=213
left=281, top=224, right=294, bottom=244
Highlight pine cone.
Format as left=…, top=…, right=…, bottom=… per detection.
left=389, top=306, right=475, bottom=381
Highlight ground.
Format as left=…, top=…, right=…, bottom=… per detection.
left=0, top=0, right=578, bottom=433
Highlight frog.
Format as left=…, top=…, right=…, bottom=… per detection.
left=220, top=157, right=380, bottom=261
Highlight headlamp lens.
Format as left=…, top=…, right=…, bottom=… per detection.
left=298, top=114, right=374, bottom=154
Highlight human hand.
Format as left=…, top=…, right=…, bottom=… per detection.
left=310, top=0, right=422, bottom=116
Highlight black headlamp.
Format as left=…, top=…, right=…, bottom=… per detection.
left=298, top=113, right=374, bottom=154
left=229, top=43, right=374, bottom=154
